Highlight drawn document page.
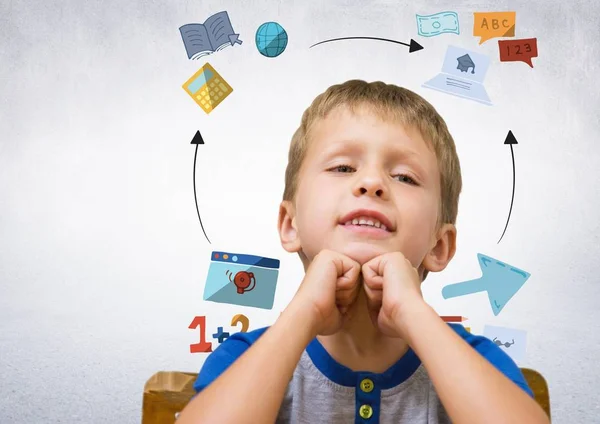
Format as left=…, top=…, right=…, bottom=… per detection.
left=204, top=11, right=235, bottom=52
left=179, top=24, right=213, bottom=59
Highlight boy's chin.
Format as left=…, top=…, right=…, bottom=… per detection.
left=334, top=244, right=391, bottom=266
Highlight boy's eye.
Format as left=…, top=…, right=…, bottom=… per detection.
left=393, top=174, right=418, bottom=185
left=329, top=165, right=419, bottom=185
left=330, top=164, right=355, bottom=173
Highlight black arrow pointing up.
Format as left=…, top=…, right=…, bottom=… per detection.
left=309, top=37, right=424, bottom=53
left=498, top=130, right=518, bottom=244
left=191, top=130, right=211, bottom=244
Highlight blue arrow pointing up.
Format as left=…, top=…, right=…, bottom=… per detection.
left=442, top=253, right=531, bottom=315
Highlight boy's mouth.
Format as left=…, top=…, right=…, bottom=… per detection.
left=342, top=217, right=388, bottom=231
left=340, top=221, right=392, bottom=238
left=338, top=209, right=395, bottom=236
left=339, top=209, right=394, bottom=233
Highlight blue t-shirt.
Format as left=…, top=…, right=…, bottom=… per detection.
left=194, top=323, right=533, bottom=423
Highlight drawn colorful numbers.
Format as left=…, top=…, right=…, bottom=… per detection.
left=189, top=314, right=250, bottom=353
left=499, top=38, right=538, bottom=68
left=189, top=316, right=213, bottom=353
left=231, top=313, right=250, bottom=332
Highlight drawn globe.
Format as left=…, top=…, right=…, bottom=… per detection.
left=255, top=22, right=288, bottom=58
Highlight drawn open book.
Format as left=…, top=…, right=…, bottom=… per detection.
left=179, top=11, right=242, bottom=60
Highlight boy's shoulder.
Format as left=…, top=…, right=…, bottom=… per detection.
left=198, top=322, right=501, bottom=358
left=433, top=324, right=533, bottom=397
left=192, top=326, right=269, bottom=393
left=219, top=325, right=269, bottom=346
left=194, top=323, right=533, bottom=398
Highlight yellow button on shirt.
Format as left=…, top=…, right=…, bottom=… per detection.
left=359, top=404, right=373, bottom=419
left=360, top=378, right=374, bottom=393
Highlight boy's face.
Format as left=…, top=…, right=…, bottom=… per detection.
left=279, top=105, right=455, bottom=275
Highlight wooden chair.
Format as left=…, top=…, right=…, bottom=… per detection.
left=521, top=367, right=551, bottom=420
left=142, top=368, right=551, bottom=423
left=142, top=371, right=197, bottom=424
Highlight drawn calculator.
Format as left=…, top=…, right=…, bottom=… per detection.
left=182, top=62, right=233, bottom=114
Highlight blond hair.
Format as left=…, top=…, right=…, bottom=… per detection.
left=282, top=80, right=462, bottom=280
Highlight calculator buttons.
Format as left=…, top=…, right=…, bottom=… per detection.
left=182, top=62, right=233, bottom=114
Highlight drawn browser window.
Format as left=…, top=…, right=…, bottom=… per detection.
left=203, top=251, right=280, bottom=310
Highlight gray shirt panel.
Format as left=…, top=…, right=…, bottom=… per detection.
left=276, top=351, right=451, bottom=424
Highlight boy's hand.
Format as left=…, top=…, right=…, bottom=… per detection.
left=361, top=251, right=427, bottom=338
left=289, top=249, right=361, bottom=336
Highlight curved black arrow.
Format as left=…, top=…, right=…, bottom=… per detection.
left=309, top=37, right=424, bottom=53
left=191, top=130, right=211, bottom=244
left=498, top=130, right=518, bottom=244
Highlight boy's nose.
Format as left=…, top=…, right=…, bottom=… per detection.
left=359, top=186, right=384, bottom=197
left=353, top=174, right=388, bottom=199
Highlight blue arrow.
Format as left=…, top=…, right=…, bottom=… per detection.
left=442, top=253, right=530, bottom=315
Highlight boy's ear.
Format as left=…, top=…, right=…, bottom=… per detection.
left=422, top=223, right=457, bottom=273
left=278, top=200, right=302, bottom=253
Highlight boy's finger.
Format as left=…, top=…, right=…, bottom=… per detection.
left=336, top=254, right=361, bottom=277
left=362, top=265, right=383, bottom=288
left=361, top=262, right=377, bottom=280
left=336, top=287, right=359, bottom=305
left=337, top=266, right=361, bottom=289
left=364, top=275, right=384, bottom=291
left=363, top=278, right=383, bottom=298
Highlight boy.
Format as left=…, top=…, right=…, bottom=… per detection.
left=177, top=80, right=549, bottom=423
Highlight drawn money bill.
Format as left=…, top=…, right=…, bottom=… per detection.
left=416, top=11, right=460, bottom=37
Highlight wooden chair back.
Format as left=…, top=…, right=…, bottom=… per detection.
left=142, top=368, right=551, bottom=423
left=521, top=367, right=551, bottom=420
left=142, top=371, right=197, bottom=424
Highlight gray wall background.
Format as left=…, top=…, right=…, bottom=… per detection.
left=1, top=0, right=599, bottom=422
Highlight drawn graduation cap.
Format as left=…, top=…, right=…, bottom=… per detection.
left=456, top=54, right=476, bottom=74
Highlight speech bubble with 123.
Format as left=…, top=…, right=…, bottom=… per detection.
left=499, top=38, right=538, bottom=68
